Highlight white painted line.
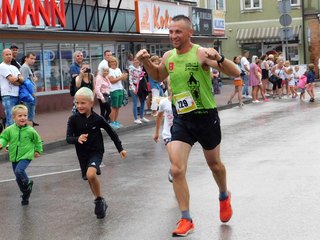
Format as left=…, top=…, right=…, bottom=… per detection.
left=0, top=168, right=80, bottom=184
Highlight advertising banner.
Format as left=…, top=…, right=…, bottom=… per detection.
left=212, top=10, right=225, bottom=36
left=135, top=0, right=188, bottom=34
left=191, top=7, right=212, bottom=35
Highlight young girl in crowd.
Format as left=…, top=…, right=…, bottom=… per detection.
left=286, top=67, right=298, bottom=98
left=298, top=73, right=307, bottom=100
left=305, top=63, right=316, bottom=102
left=129, top=57, right=149, bottom=124
left=108, top=56, right=128, bottom=129
left=227, top=56, right=244, bottom=107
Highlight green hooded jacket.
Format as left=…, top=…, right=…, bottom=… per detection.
left=0, top=124, right=43, bottom=162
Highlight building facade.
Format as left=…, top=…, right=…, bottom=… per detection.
left=0, top=0, right=225, bottom=112
left=222, top=0, right=303, bottom=65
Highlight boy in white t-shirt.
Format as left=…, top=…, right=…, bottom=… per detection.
left=153, top=96, right=174, bottom=182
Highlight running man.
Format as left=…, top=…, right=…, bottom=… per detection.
left=136, top=15, right=240, bottom=237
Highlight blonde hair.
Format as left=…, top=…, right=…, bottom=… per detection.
left=75, top=87, right=94, bottom=102
left=108, top=56, right=118, bottom=67
left=12, top=104, right=28, bottom=116
left=150, top=55, right=160, bottom=63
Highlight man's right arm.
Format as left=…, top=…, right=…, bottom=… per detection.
left=136, top=49, right=170, bottom=82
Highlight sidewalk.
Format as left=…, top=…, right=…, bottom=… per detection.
left=35, top=83, right=239, bottom=143
left=0, top=83, right=243, bottom=161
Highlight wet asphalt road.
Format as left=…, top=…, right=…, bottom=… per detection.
left=0, top=97, right=320, bottom=240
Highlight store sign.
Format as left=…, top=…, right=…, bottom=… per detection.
left=191, top=7, right=212, bottom=35
left=212, top=10, right=225, bottom=36
left=0, top=0, right=66, bottom=29
left=135, top=0, right=188, bottom=34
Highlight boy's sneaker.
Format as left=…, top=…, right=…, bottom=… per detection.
left=220, top=191, right=233, bottom=223
left=172, top=218, right=194, bottom=237
left=168, top=169, right=173, bottom=183
left=21, top=180, right=34, bottom=206
left=94, top=197, right=108, bottom=219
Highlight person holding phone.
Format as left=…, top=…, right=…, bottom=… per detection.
left=75, top=61, right=94, bottom=92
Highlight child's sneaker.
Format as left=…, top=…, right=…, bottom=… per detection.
left=168, top=169, right=173, bottom=183
left=172, top=218, right=194, bottom=237
left=94, top=197, right=108, bottom=219
left=220, top=191, right=233, bottom=223
left=21, top=180, right=33, bottom=205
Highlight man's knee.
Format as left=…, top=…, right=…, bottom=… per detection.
left=170, top=163, right=186, bottom=179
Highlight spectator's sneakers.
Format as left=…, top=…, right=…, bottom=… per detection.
left=115, top=121, right=123, bottom=128
left=109, top=122, right=119, bottom=129
left=134, top=119, right=142, bottom=124
left=172, top=218, right=194, bottom=237
left=21, top=180, right=34, bottom=205
left=220, top=191, right=233, bottom=223
left=140, top=117, right=150, bottom=123
left=94, top=197, right=108, bottom=219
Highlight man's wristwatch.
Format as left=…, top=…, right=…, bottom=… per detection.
left=217, top=55, right=225, bottom=66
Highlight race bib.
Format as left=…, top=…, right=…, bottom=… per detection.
left=173, top=91, right=197, bottom=114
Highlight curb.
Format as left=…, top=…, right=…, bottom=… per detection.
left=0, top=102, right=250, bottom=162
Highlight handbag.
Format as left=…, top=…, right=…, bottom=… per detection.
left=268, top=75, right=279, bottom=84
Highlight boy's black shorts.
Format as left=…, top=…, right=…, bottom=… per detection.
left=171, top=107, right=221, bottom=150
left=77, top=152, right=103, bottom=180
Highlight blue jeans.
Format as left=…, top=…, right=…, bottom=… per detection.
left=25, top=99, right=36, bottom=121
left=12, top=160, right=31, bottom=193
left=130, top=90, right=146, bottom=120
left=2, top=95, right=19, bottom=126
left=242, top=75, right=249, bottom=96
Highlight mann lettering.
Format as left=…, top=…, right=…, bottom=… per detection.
left=0, top=0, right=66, bottom=27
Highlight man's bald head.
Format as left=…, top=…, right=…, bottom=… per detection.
left=2, top=49, right=13, bottom=64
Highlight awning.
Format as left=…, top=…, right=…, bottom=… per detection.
left=236, top=25, right=301, bottom=44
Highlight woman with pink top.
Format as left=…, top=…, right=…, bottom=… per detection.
left=95, top=61, right=112, bottom=122
left=249, top=55, right=261, bottom=103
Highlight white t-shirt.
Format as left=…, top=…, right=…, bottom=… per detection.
left=109, top=68, right=123, bottom=91
left=158, top=98, right=173, bottom=140
left=240, top=57, right=250, bottom=73
left=0, top=62, right=20, bottom=96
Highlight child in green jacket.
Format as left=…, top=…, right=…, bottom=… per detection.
left=0, top=104, right=43, bottom=205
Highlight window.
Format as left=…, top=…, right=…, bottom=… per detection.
left=290, top=0, right=300, bottom=6
left=241, top=0, right=262, bottom=10
left=207, top=0, right=226, bottom=11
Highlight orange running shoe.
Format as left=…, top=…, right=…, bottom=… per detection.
left=172, top=218, right=195, bottom=237
left=220, top=191, right=233, bottom=223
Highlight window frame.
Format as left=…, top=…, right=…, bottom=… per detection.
left=206, top=0, right=226, bottom=11
left=290, top=0, right=300, bottom=7
left=240, top=0, right=262, bottom=11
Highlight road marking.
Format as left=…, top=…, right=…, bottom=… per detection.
left=0, top=168, right=80, bottom=183
left=0, top=163, right=106, bottom=184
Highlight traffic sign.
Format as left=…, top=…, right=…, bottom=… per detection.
left=279, top=27, right=293, bottom=41
left=279, top=14, right=292, bottom=26
left=278, top=0, right=291, bottom=13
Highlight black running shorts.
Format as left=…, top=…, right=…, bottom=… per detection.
left=78, top=152, right=103, bottom=180
left=171, top=107, right=221, bottom=150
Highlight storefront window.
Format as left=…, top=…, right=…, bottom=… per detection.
left=242, top=43, right=262, bottom=58
left=90, top=44, right=103, bottom=75
left=43, top=43, right=62, bottom=91
left=286, top=45, right=299, bottom=65
left=60, top=43, right=74, bottom=91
